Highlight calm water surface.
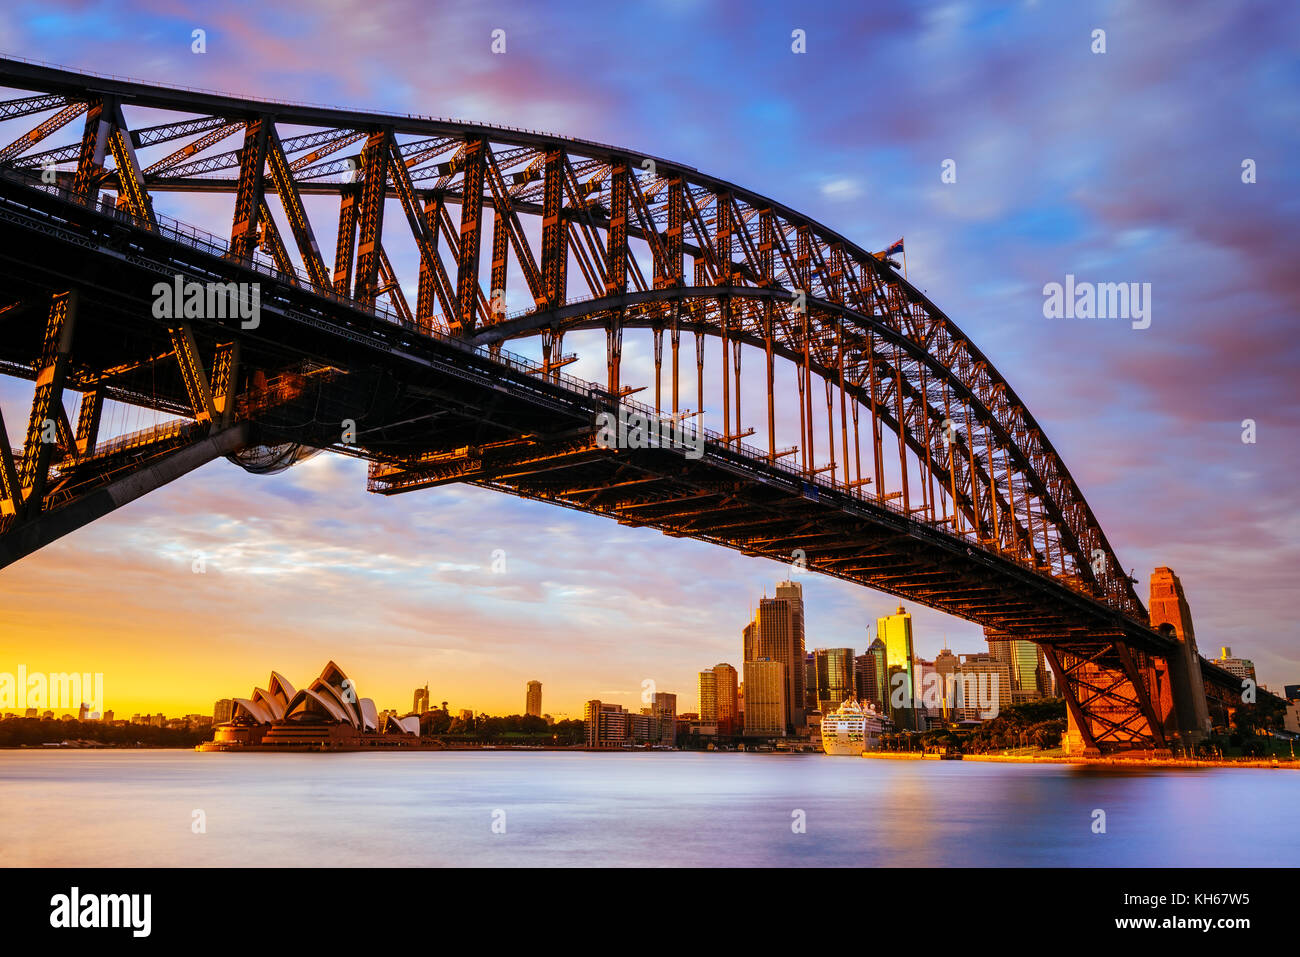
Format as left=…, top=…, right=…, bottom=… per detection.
left=0, top=751, right=1294, bottom=866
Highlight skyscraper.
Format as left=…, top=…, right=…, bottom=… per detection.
left=855, top=637, right=888, bottom=711
left=525, top=680, right=542, bottom=717
left=804, top=653, right=817, bottom=711
left=913, top=659, right=942, bottom=727
left=775, top=580, right=807, bottom=728
left=653, top=692, right=677, bottom=746
left=878, top=606, right=917, bottom=730
left=698, top=669, right=718, bottom=724
left=743, top=659, right=787, bottom=736
left=745, top=591, right=802, bottom=732
left=813, top=648, right=855, bottom=712
left=213, top=699, right=234, bottom=724
left=712, top=663, right=738, bottom=735
left=987, top=637, right=1049, bottom=704
left=934, top=647, right=961, bottom=719
left=413, top=684, right=429, bottom=714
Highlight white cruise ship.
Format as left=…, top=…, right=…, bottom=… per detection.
left=820, top=698, right=888, bottom=755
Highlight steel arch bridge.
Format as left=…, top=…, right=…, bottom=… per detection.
left=0, top=57, right=1237, bottom=754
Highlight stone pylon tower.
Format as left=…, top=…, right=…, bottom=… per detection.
left=1148, top=567, right=1211, bottom=745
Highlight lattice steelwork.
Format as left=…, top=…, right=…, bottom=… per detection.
left=0, top=57, right=1247, bottom=753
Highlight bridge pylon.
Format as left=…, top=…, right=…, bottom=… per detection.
left=1043, top=634, right=1172, bottom=757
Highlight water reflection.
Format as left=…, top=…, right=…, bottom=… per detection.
left=0, top=752, right=1293, bottom=866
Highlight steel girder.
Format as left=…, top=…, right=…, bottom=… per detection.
left=0, top=57, right=1142, bottom=628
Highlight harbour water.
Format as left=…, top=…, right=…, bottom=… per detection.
left=0, top=751, right=1294, bottom=867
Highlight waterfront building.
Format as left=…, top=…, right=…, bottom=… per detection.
left=698, top=670, right=718, bottom=725
left=412, top=684, right=429, bottom=714
left=202, top=663, right=421, bottom=751
left=653, top=692, right=677, bottom=746
left=813, top=648, right=855, bottom=713
left=584, top=700, right=629, bottom=748
left=525, top=680, right=542, bottom=718
left=742, top=659, right=787, bottom=737
left=213, top=698, right=234, bottom=724
left=746, top=591, right=803, bottom=732
left=712, top=664, right=738, bottom=735
left=878, top=606, right=918, bottom=731
left=628, top=711, right=657, bottom=743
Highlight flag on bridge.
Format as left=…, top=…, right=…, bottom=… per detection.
left=873, top=238, right=904, bottom=261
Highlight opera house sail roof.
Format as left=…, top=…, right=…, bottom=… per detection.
left=204, top=662, right=420, bottom=752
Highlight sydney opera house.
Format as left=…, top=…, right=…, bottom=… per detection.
left=200, top=661, right=425, bottom=751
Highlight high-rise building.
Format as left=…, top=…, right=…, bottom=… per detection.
left=698, top=669, right=718, bottom=723
left=213, top=699, right=234, bottom=724
left=712, top=664, right=738, bottom=735
left=804, top=653, right=817, bottom=711
left=775, top=580, right=807, bottom=728
left=878, top=606, right=917, bottom=731
left=855, top=637, right=888, bottom=711
left=1214, top=646, right=1257, bottom=683
left=525, top=680, right=542, bottom=717
left=813, top=648, right=855, bottom=712
left=854, top=654, right=874, bottom=708
left=743, top=659, right=787, bottom=737
left=745, top=589, right=803, bottom=732
left=913, top=659, right=943, bottom=727
left=653, top=692, right=677, bottom=746
left=958, top=652, right=1011, bottom=720
left=413, top=684, right=430, bottom=714
left=934, top=648, right=961, bottom=719
left=987, top=638, right=1049, bottom=704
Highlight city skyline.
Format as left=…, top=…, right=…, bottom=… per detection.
left=1, top=0, right=1296, bottom=719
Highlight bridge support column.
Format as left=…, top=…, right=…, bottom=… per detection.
left=1148, top=567, right=1212, bottom=749
left=1043, top=637, right=1171, bottom=757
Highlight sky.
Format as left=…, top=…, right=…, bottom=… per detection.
left=0, top=0, right=1296, bottom=718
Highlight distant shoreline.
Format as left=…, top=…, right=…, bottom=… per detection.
left=860, top=751, right=1300, bottom=769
